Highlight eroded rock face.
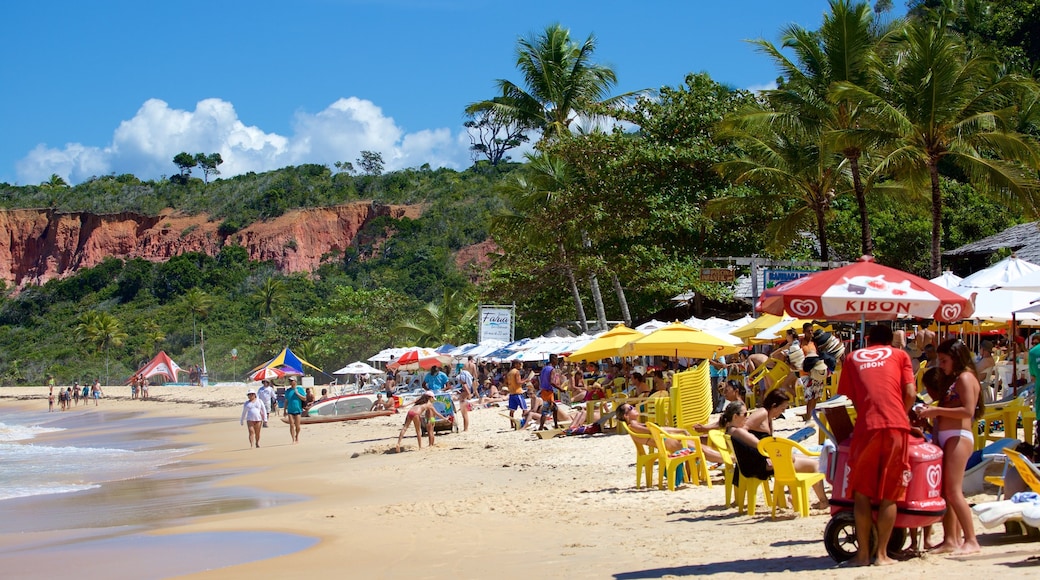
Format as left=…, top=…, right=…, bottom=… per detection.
left=0, top=202, right=487, bottom=290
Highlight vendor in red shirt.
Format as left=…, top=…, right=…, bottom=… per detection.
left=837, top=324, right=916, bottom=567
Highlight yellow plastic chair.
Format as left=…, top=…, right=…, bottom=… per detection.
left=824, top=368, right=841, bottom=400
left=915, top=364, right=928, bottom=395
left=757, top=436, right=825, bottom=518
left=647, top=422, right=712, bottom=491
left=707, top=429, right=736, bottom=507
left=726, top=433, right=774, bottom=515
left=747, top=360, right=791, bottom=409
left=671, top=363, right=713, bottom=432
left=620, top=421, right=657, bottom=489
left=980, top=399, right=1031, bottom=450
left=1004, top=447, right=1040, bottom=494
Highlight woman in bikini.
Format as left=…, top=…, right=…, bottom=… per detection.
left=744, top=390, right=827, bottom=505
left=918, top=338, right=982, bottom=555
left=395, top=393, right=447, bottom=452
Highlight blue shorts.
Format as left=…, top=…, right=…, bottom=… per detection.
left=507, top=394, right=527, bottom=411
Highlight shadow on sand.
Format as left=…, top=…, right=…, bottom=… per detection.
left=614, top=554, right=833, bottom=578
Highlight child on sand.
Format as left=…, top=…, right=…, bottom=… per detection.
left=396, top=392, right=447, bottom=453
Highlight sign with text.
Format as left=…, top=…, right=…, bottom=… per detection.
left=765, top=269, right=816, bottom=288
left=479, top=305, right=514, bottom=343
left=700, top=268, right=735, bottom=282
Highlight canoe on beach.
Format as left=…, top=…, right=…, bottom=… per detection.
left=280, top=409, right=396, bottom=424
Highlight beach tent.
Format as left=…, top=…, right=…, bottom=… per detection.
left=129, top=351, right=184, bottom=383
left=251, top=346, right=322, bottom=375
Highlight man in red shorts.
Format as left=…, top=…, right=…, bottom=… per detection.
left=837, top=324, right=916, bottom=566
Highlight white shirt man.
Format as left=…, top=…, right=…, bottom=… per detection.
left=257, top=382, right=275, bottom=425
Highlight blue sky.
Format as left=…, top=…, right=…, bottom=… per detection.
left=1, top=0, right=903, bottom=185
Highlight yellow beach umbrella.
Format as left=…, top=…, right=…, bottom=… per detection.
left=565, top=324, right=643, bottom=362
left=730, top=313, right=786, bottom=340
left=621, top=322, right=742, bottom=360
left=750, top=318, right=812, bottom=343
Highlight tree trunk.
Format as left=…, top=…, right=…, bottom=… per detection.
left=611, top=273, right=632, bottom=327
left=815, top=202, right=830, bottom=263
left=560, top=242, right=588, bottom=332
left=588, top=273, right=608, bottom=332
left=581, top=231, right=608, bottom=331
left=847, top=150, right=873, bottom=256
left=929, top=161, right=943, bottom=277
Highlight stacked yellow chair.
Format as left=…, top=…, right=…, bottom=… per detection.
left=757, top=437, right=824, bottom=518
left=620, top=421, right=657, bottom=488
left=670, top=362, right=712, bottom=432
left=647, top=422, right=712, bottom=491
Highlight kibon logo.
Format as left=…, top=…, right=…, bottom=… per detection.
left=940, top=304, right=963, bottom=321
left=850, top=346, right=891, bottom=364
left=926, top=464, right=942, bottom=489
left=789, top=299, right=819, bottom=317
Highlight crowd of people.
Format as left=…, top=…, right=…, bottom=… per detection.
left=48, top=379, right=104, bottom=411
left=226, top=323, right=1040, bottom=566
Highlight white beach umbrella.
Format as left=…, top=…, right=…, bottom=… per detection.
left=333, top=361, right=384, bottom=375
left=930, top=270, right=964, bottom=289
left=953, top=285, right=1040, bottom=322
left=996, top=269, right=1040, bottom=293
left=957, top=255, right=1040, bottom=289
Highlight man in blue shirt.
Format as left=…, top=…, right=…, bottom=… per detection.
left=537, top=355, right=562, bottom=430
left=423, top=366, right=449, bottom=393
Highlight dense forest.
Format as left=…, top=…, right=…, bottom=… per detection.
left=1, top=0, right=1039, bottom=386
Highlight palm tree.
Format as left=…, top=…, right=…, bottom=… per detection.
left=833, top=12, right=1040, bottom=275
left=714, top=103, right=849, bottom=262
left=39, top=173, right=69, bottom=189
left=141, top=320, right=165, bottom=359
left=467, top=23, right=640, bottom=144
left=752, top=0, right=898, bottom=256
left=75, top=311, right=128, bottom=385
left=495, top=152, right=590, bottom=331
left=182, top=288, right=212, bottom=347
left=395, top=289, right=477, bottom=346
left=252, top=277, right=287, bottom=320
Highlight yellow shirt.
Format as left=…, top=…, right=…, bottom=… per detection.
left=506, top=368, right=523, bottom=395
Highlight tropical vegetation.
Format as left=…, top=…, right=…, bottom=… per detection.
left=2, top=0, right=1039, bottom=385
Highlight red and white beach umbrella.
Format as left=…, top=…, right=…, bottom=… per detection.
left=387, top=347, right=453, bottom=371
left=250, top=366, right=286, bottom=381
left=756, top=256, right=975, bottom=322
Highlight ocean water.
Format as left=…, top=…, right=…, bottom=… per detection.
left=0, top=408, right=193, bottom=502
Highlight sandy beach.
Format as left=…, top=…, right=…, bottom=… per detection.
left=1, top=385, right=1037, bottom=579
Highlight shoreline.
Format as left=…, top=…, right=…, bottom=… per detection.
left=2, top=386, right=1038, bottom=579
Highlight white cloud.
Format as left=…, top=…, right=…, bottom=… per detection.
left=16, top=97, right=474, bottom=184
left=745, top=81, right=778, bottom=94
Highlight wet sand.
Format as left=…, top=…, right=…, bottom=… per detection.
left=2, top=386, right=1038, bottom=579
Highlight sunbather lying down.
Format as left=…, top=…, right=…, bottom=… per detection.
left=616, top=403, right=723, bottom=465
left=517, top=402, right=586, bottom=430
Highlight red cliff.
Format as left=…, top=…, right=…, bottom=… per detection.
left=0, top=203, right=478, bottom=289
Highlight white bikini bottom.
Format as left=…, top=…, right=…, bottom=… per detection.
left=936, top=429, right=974, bottom=448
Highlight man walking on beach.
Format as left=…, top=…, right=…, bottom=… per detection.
left=837, top=324, right=915, bottom=567
left=537, top=355, right=562, bottom=430
left=257, top=381, right=275, bottom=427
left=284, top=378, right=306, bottom=443
left=506, top=360, right=526, bottom=428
